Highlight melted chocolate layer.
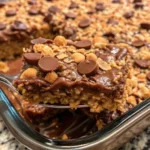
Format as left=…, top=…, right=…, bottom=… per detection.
left=14, top=69, right=123, bottom=94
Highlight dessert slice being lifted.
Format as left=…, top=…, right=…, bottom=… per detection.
left=14, top=36, right=132, bottom=113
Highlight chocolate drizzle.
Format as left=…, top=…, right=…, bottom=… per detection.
left=14, top=69, right=121, bottom=94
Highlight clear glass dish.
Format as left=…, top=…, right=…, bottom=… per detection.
left=0, top=77, right=150, bottom=150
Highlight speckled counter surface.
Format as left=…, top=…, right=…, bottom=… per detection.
left=0, top=115, right=149, bottom=150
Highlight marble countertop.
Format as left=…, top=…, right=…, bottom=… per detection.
left=0, top=115, right=149, bottom=150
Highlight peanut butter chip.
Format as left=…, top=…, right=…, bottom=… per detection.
left=78, top=18, right=91, bottom=28
left=127, top=96, right=137, bottom=106
left=62, top=134, right=68, bottom=140
left=72, top=53, right=85, bottom=63
left=24, top=53, right=41, bottom=65
left=77, top=60, right=97, bottom=75
left=74, top=40, right=92, bottom=49
left=45, top=72, right=58, bottom=83
left=54, top=36, right=67, bottom=46
left=20, top=68, right=37, bottom=79
left=97, top=58, right=111, bottom=71
left=86, top=53, right=97, bottom=61
left=38, top=57, right=59, bottom=72
left=57, top=54, right=68, bottom=60
left=31, top=37, right=48, bottom=44
left=0, top=61, right=9, bottom=73
left=93, top=36, right=108, bottom=46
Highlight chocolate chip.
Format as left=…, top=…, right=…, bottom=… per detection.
left=135, top=59, right=150, bottom=68
left=0, top=2, right=5, bottom=8
left=43, top=13, right=53, bottom=23
left=48, top=5, right=60, bottom=14
left=28, top=0, right=37, bottom=5
left=65, top=12, right=76, bottom=19
left=103, top=32, right=115, bottom=38
left=63, top=27, right=74, bottom=36
left=146, top=72, right=150, bottom=81
left=100, top=54, right=116, bottom=62
left=63, top=26, right=77, bottom=39
left=69, top=1, right=79, bottom=9
left=133, top=0, right=142, bottom=3
left=67, top=40, right=74, bottom=46
left=87, top=9, right=96, bottom=14
left=123, top=11, right=134, bottom=19
left=131, top=40, right=145, bottom=48
left=24, top=53, right=41, bottom=65
left=0, top=23, right=6, bottom=30
left=92, top=69, right=117, bottom=87
left=74, top=40, right=92, bottom=49
left=107, top=18, right=118, bottom=25
left=140, top=23, right=150, bottom=30
left=77, top=60, right=97, bottom=75
left=11, top=21, right=27, bottom=31
left=112, top=0, right=121, bottom=3
left=95, top=3, right=105, bottom=11
left=6, top=10, right=16, bottom=17
left=109, top=46, right=120, bottom=54
left=28, top=8, right=39, bottom=15
left=38, top=57, right=59, bottom=72
left=98, top=110, right=113, bottom=124
left=78, top=18, right=91, bottom=28
left=31, top=37, right=48, bottom=44
left=134, top=2, right=144, bottom=9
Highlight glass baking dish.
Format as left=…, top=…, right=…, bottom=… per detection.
left=0, top=77, right=150, bottom=150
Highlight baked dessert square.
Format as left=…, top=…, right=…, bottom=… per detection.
left=14, top=36, right=132, bottom=113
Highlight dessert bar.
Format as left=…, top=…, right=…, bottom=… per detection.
left=14, top=36, right=132, bottom=114
left=1, top=0, right=150, bottom=60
